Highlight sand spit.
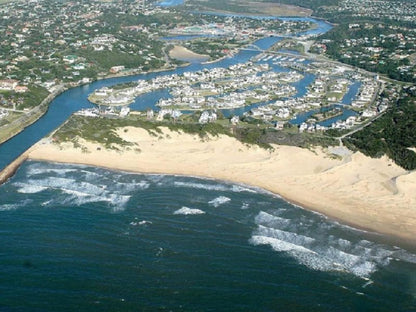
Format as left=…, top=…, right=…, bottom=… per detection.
left=169, top=45, right=210, bottom=62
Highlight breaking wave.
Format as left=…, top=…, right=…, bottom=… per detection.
left=208, top=196, right=231, bottom=207
left=14, top=163, right=140, bottom=210
left=174, top=181, right=257, bottom=193
left=14, top=182, right=48, bottom=194
left=174, top=207, right=206, bottom=215
left=0, top=199, right=33, bottom=211
left=250, top=210, right=416, bottom=278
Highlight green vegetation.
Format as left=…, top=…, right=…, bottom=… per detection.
left=318, top=24, right=416, bottom=83
left=53, top=114, right=233, bottom=149
left=0, top=105, right=48, bottom=145
left=184, top=38, right=248, bottom=61
left=343, top=90, right=416, bottom=170
left=268, top=0, right=341, bottom=12
left=271, top=39, right=305, bottom=54
left=187, top=0, right=312, bottom=16
left=186, top=0, right=260, bottom=14
left=53, top=112, right=338, bottom=151
left=0, top=86, right=49, bottom=110
left=19, top=86, right=49, bottom=110
left=54, top=115, right=137, bottom=149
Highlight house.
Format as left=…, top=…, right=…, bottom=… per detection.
left=63, top=55, right=78, bottom=64
left=0, top=79, right=18, bottom=90
left=110, top=66, right=125, bottom=74
left=120, top=106, right=130, bottom=117
left=275, top=121, right=286, bottom=130
left=199, top=111, right=217, bottom=124
left=147, top=109, right=154, bottom=119
left=14, top=85, right=29, bottom=93
left=230, top=115, right=239, bottom=125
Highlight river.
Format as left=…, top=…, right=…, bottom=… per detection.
left=2, top=10, right=416, bottom=312
left=0, top=16, right=336, bottom=171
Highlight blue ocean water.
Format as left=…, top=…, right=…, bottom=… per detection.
left=1, top=161, right=416, bottom=311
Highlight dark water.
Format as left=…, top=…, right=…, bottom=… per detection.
left=1, top=161, right=416, bottom=311
left=2, top=16, right=407, bottom=311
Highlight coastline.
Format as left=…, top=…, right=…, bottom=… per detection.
left=28, top=126, right=416, bottom=245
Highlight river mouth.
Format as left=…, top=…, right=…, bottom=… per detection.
left=1, top=11, right=416, bottom=310
left=0, top=15, right=333, bottom=172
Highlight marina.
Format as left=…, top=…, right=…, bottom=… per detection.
left=1, top=3, right=416, bottom=311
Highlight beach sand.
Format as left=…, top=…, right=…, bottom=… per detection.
left=169, top=45, right=210, bottom=62
left=28, top=127, right=416, bottom=242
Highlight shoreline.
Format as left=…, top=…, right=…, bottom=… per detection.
left=168, top=45, right=210, bottom=62
left=0, top=85, right=67, bottom=145
left=0, top=63, right=183, bottom=147
left=27, top=126, right=416, bottom=247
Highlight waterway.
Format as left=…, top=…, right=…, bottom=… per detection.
left=2, top=10, right=416, bottom=312
left=0, top=15, right=364, bottom=171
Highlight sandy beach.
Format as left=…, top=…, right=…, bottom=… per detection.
left=169, top=45, right=210, bottom=62
left=29, top=126, right=416, bottom=242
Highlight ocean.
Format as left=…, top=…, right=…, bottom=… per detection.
left=1, top=161, right=416, bottom=311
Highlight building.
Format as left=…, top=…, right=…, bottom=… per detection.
left=14, top=85, right=29, bottom=93
left=0, top=79, right=18, bottom=91
left=110, top=66, right=125, bottom=74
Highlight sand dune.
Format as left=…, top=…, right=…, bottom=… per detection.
left=28, top=126, right=416, bottom=242
left=169, top=45, right=209, bottom=62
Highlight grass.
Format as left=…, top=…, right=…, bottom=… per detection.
left=52, top=113, right=338, bottom=151
left=0, top=108, right=47, bottom=145
left=187, top=0, right=312, bottom=16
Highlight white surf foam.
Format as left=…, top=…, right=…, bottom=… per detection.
left=231, top=185, right=258, bottom=193
left=254, top=211, right=292, bottom=228
left=0, top=204, right=19, bottom=211
left=174, top=181, right=257, bottom=193
left=61, top=189, right=131, bottom=210
left=14, top=183, right=48, bottom=194
left=250, top=232, right=377, bottom=278
left=0, top=199, right=33, bottom=211
left=208, top=196, right=231, bottom=207
left=22, top=176, right=132, bottom=209
left=248, top=211, right=416, bottom=278
left=250, top=235, right=316, bottom=254
left=241, top=202, right=250, bottom=210
left=26, top=165, right=79, bottom=177
left=256, top=225, right=315, bottom=246
left=174, top=207, right=206, bottom=215
left=138, top=220, right=152, bottom=225
left=114, top=180, right=149, bottom=192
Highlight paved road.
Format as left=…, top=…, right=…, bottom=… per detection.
left=336, top=110, right=387, bottom=146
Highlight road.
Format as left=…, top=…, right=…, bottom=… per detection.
left=336, top=110, right=387, bottom=146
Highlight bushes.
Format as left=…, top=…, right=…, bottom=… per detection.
left=343, top=94, right=416, bottom=169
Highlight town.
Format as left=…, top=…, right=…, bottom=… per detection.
left=0, top=0, right=318, bottom=143
left=0, top=0, right=414, bottom=143
left=87, top=45, right=384, bottom=132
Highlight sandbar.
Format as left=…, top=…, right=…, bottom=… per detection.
left=169, top=45, right=210, bottom=62
left=28, top=127, right=416, bottom=243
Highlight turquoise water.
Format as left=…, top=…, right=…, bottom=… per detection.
left=157, top=0, right=184, bottom=7
left=1, top=161, right=416, bottom=311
